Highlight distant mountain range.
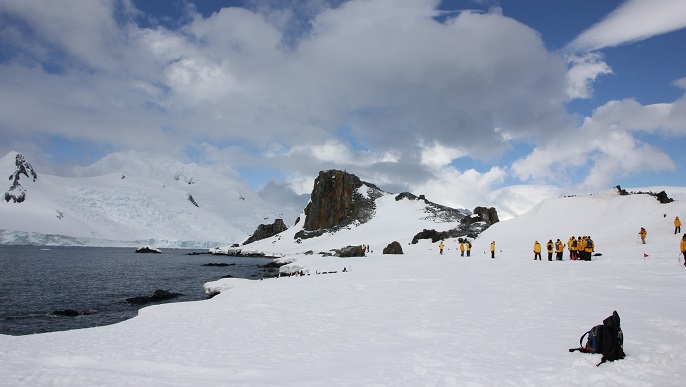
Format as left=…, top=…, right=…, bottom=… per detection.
left=0, top=151, right=298, bottom=247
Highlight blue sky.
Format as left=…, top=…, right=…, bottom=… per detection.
left=1, top=0, right=685, bottom=216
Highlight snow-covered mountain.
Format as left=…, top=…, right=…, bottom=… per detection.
left=0, top=151, right=297, bottom=247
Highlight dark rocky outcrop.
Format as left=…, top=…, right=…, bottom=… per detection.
left=202, top=262, right=236, bottom=267
left=243, top=219, right=288, bottom=245
left=383, top=241, right=403, bottom=255
left=295, top=170, right=383, bottom=240
left=125, top=289, right=182, bottom=305
left=473, top=206, right=499, bottom=225
left=334, top=245, right=366, bottom=257
left=4, top=153, right=37, bottom=203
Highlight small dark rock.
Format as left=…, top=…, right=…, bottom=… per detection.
left=52, top=309, right=79, bottom=317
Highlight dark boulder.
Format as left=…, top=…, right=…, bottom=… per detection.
left=335, top=245, right=366, bottom=257
left=472, top=206, right=499, bottom=225
left=383, top=241, right=403, bottom=254
left=243, top=219, right=288, bottom=245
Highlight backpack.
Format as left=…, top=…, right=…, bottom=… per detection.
left=569, top=310, right=625, bottom=366
left=586, top=238, right=594, bottom=250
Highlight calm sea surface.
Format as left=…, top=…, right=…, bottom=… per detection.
left=0, top=246, right=275, bottom=336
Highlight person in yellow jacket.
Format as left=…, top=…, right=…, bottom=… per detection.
left=555, top=239, right=565, bottom=261
left=465, top=240, right=472, bottom=257
left=439, top=241, right=445, bottom=255
left=584, top=236, right=594, bottom=261
left=490, top=241, right=496, bottom=258
left=459, top=242, right=465, bottom=257
left=675, top=217, right=682, bottom=234
left=533, top=241, right=541, bottom=260
left=639, top=227, right=647, bottom=244
left=568, top=236, right=577, bottom=260
left=681, top=234, right=686, bottom=267
left=546, top=240, right=554, bottom=261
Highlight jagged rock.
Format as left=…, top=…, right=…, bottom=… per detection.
left=300, top=170, right=382, bottom=236
left=383, top=241, right=403, bottom=254
left=4, top=153, right=37, bottom=203
left=395, top=192, right=418, bottom=201
left=655, top=191, right=673, bottom=204
left=473, top=207, right=499, bottom=225
left=125, top=289, right=182, bottom=305
left=243, top=219, right=288, bottom=245
left=335, top=245, right=366, bottom=257
left=411, top=229, right=462, bottom=244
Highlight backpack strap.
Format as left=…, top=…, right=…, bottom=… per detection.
left=569, top=331, right=591, bottom=353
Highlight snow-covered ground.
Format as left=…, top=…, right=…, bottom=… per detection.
left=2, top=188, right=686, bottom=385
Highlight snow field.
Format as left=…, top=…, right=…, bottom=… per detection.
left=2, top=185, right=686, bottom=385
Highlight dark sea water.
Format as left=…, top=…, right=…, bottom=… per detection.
left=0, top=246, right=276, bottom=336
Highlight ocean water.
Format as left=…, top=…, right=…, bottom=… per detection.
left=0, top=246, right=275, bottom=336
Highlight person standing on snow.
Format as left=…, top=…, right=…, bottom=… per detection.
left=490, top=241, right=496, bottom=258
left=466, top=240, right=472, bottom=257
left=546, top=240, right=554, bottom=261
left=533, top=241, right=542, bottom=260
left=555, top=239, right=564, bottom=261
left=459, top=241, right=465, bottom=257
left=681, top=234, right=686, bottom=267
left=675, top=217, right=682, bottom=234
left=439, top=241, right=445, bottom=255
left=584, top=236, right=594, bottom=261
left=639, top=227, right=647, bottom=244
left=568, top=236, right=577, bottom=260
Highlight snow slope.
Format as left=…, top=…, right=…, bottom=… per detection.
left=0, top=151, right=297, bottom=247
left=243, top=185, right=472, bottom=257
left=2, top=187, right=686, bottom=385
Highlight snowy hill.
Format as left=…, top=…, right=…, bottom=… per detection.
left=243, top=186, right=480, bottom=256
left=0, top=151, right=297, bottom=247
left=2, top=186, right=686, bottom=385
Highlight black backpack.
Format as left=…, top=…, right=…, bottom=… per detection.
left=569, top=310, right=626, bottom=366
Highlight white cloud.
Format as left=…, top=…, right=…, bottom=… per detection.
left=565, top=52, right=613, bottom=99
left=567, top=0, right=686, bottom=52
left=511, top=96, right=683, bottom=191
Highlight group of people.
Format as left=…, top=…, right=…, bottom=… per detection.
left=437, top=240, right=475, bottom=257
left=533, top=236, right=594, bottom=261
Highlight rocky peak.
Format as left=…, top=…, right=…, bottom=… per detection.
left=299, top=170, right=383, bottom=237
left=4, top=153, right=38, bottom=203
left=243, top=219, right=288, bottom=245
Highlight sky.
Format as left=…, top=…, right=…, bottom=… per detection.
left=1, top=0, right=685, bottom=212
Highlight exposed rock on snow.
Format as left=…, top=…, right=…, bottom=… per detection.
left=334, top=245, right=366, bottom=257
left=473, top=206, right=500, bottom=225
left=383, top=241, right=403, bottom=254
left=299, top=170, right=383, bottom=236
left=4, top=153, right=37, bottom=203
left=243, top=218, right=288, bottom=245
